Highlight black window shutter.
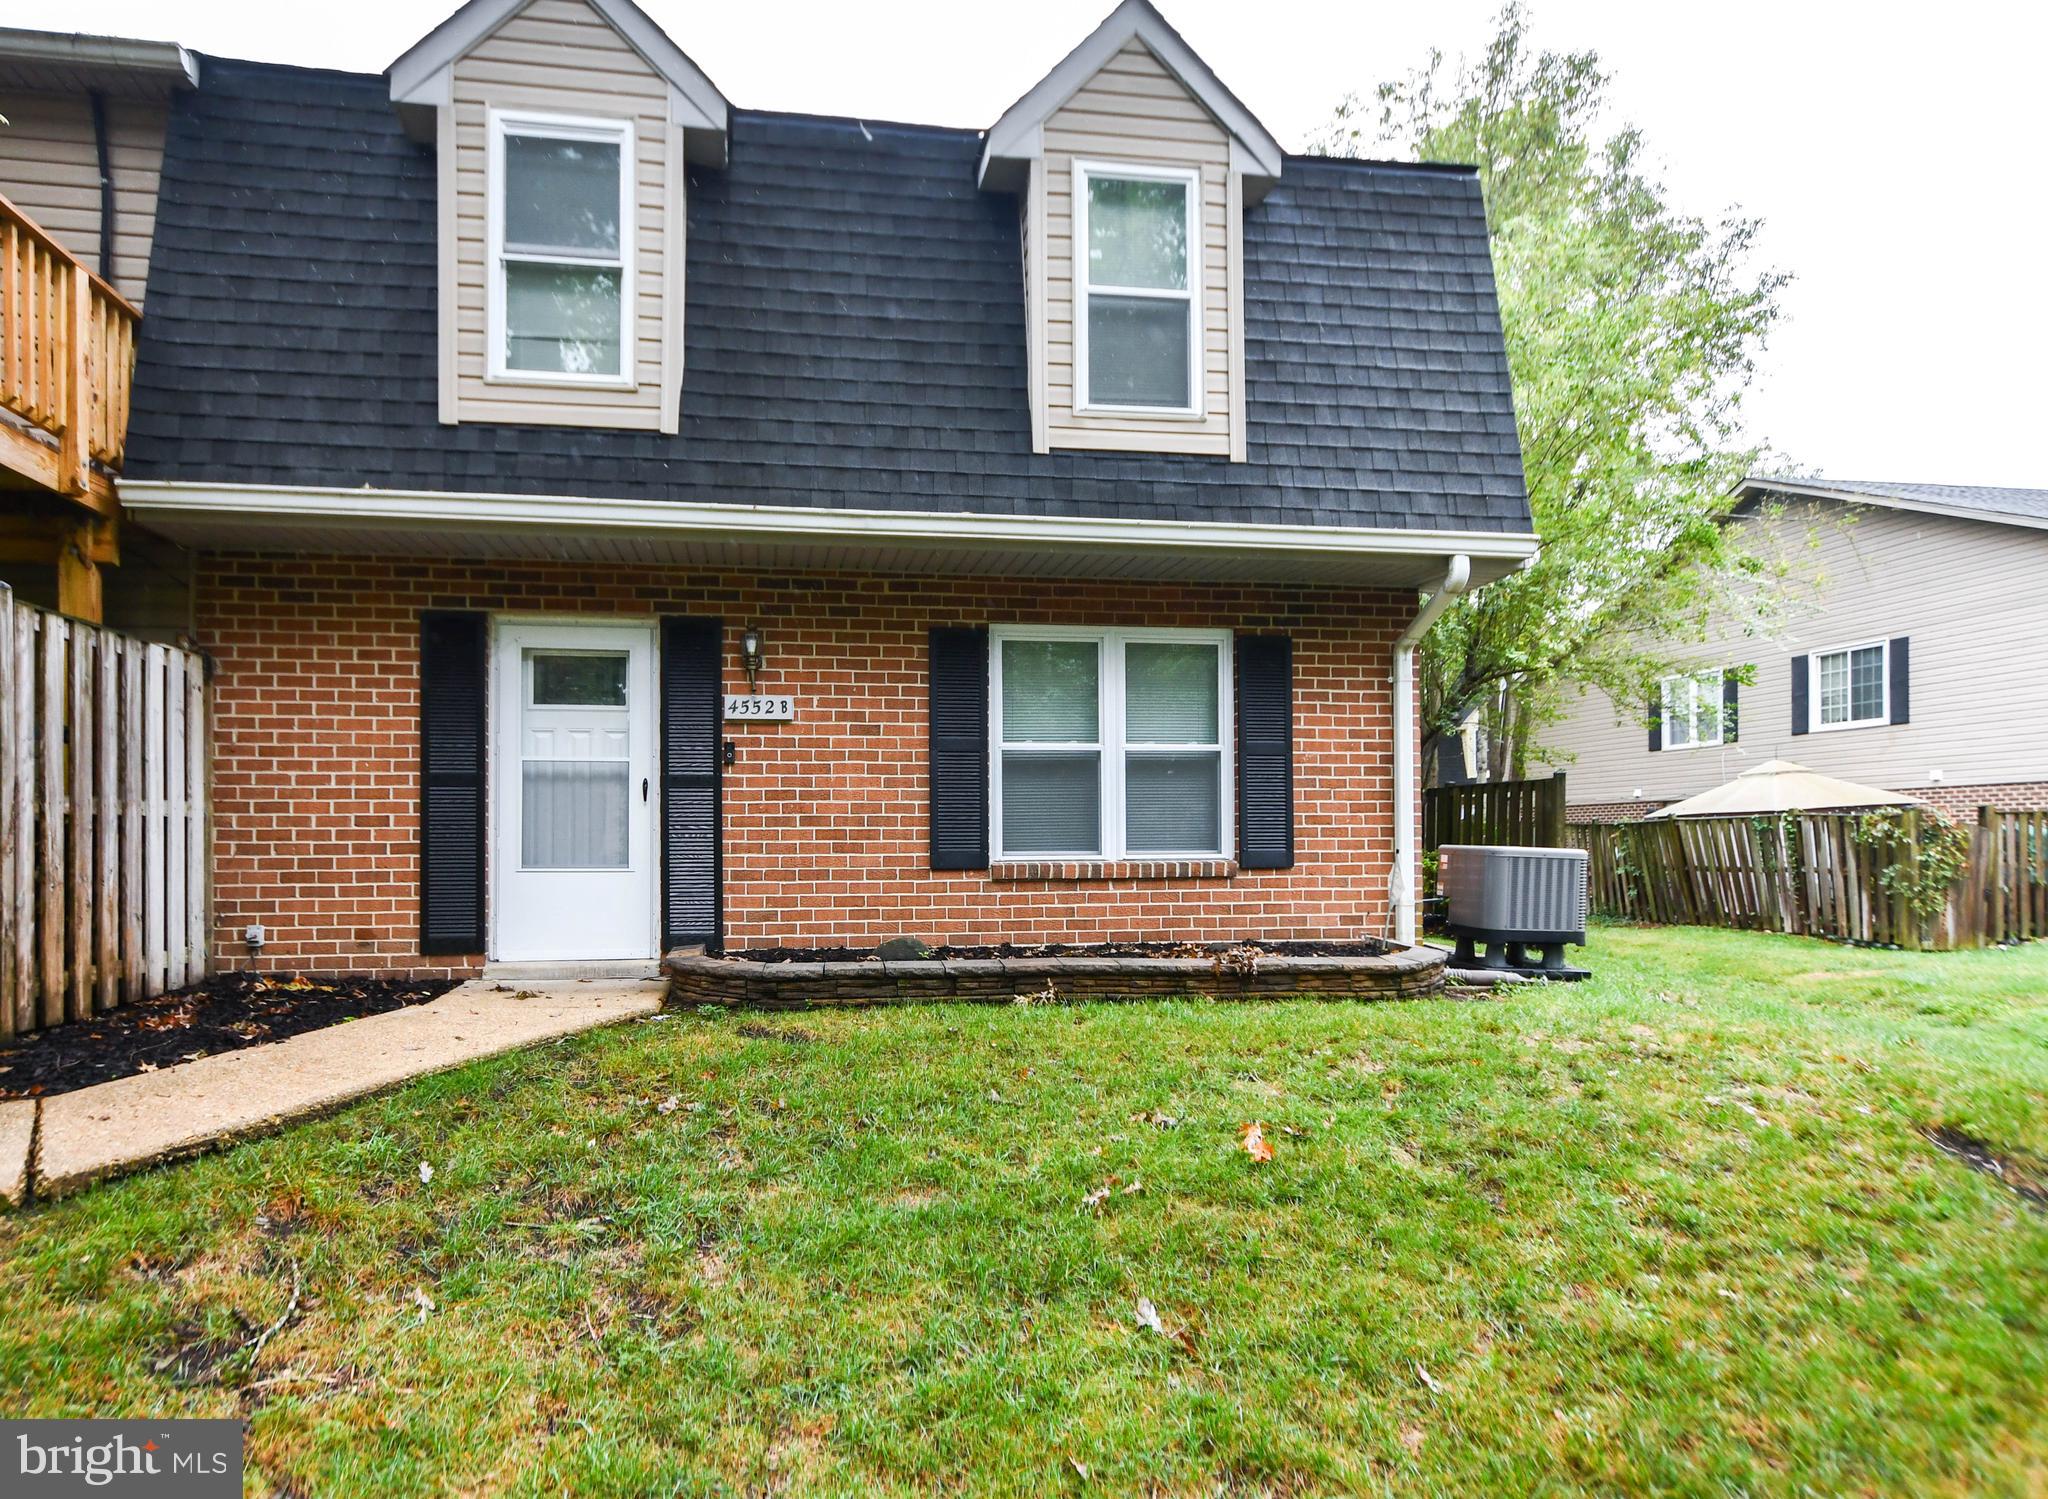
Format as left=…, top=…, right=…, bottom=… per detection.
left=662, top=618, right=723, bottom=952
left=1722, top=669, right=1740, bottom=743
left=419, top=611, right=487, bottom=955
left=1790, top=655, right=1810, bottom=736
left=1647, top=685, right=1663, bottom=753
left=1889, top=637, right=1911, bottom=724
left=1236, top=635, right=1294, bottom=869
left=928, top=626, right=989, bottom=870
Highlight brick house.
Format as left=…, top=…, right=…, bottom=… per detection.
left=0, top=0, right=1534, bottom=974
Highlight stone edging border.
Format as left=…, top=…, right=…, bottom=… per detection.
left=664, top=945, right=1446, bottom=1009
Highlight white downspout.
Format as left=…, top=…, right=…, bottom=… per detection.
left=1391, top=554, right=1471, bottom=947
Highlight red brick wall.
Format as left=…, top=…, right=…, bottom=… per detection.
left=196, top=555, right=1413, bottom=975
left=1566, top=799, right=1670, bottom=825
left=1921, top=782, right=2048, bottom=819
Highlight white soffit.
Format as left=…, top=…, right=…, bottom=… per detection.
left=118, top=482, right=1538, bottom=589
left=979, top=0, right=1286, bottom=196
left=388, top=0, right=729, bottom=157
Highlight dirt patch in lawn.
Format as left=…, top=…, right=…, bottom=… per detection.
left=1923, top=1126, right=2048, bottom=1212
left=0, top=972, right=460, bottom=1100
left=731, top=939, right=1397, bottom=964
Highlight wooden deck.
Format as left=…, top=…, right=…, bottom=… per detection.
left=0, top=189, right=136, bottom=513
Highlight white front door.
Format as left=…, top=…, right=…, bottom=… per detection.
left=493, top=621, right=658, bottom=961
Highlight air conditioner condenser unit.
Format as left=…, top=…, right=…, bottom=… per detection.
left=1437, top=844, right=1590, bottom=978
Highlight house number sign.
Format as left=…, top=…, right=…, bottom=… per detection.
left=724, top=694, right=797, bottom=721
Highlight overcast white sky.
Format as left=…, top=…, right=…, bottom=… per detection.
left=31, top=0, right=2048, bottom=487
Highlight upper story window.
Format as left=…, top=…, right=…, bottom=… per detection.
left=1075, top=163, right=1200, bottom=415
left=1658, top=668, right=1723, bottom=749
left=487, top=110, right=634, bottom=384
left=1814, top=641, right=1887, bottom=729
left=991, top=626, right=1231, bottom=860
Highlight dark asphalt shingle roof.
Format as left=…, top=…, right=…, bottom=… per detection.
left=125, top=56, right=1531, bottom=535
left=1748, top=478, right=2048, bottom=525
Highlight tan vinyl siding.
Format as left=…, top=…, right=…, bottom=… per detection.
left=0, top=91, right=167, bottom=307
left=1539, top=503, right=2048, bottom=806
left=449, top=0, right=675, bottom=431
left=1042, top=40, right=1235, bottom=458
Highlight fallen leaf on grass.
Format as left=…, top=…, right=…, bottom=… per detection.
left=1240, top=1121, right=1275, bottom=1163
left=1131, top=1109, right=1179, bottom=1129
left=1135, top=1298, right=1165, bottom=1335
left=1069, top=1457, right=1091, bottom=1481
left=1081, top=1184, right=1112, bottom=1213
left=417, top=1162, right=434, bottom=1185
left=1415, top=1362, right=1442, bottom=1393
left=410, top=1288, right=435, bottom=1320
left=656, top=1095, right=680, bottom=1115
left=1121, top=1178, right=1144, bottom=1196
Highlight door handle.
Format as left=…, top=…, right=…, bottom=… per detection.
left=642, top=777, right=649, bottom=802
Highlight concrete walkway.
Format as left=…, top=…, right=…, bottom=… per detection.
left=4, top=979, right=663, bottom=1203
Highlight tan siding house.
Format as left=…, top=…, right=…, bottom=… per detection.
left=1540, top=482, right=2048, bottom=818
left=0, top=92, right=168, bottom=307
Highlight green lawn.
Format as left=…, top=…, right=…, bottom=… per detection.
left=4, top=927, right=2045, bottom=1496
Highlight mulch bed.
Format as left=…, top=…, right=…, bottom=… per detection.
left=0, top=972, right=460, bottom=1100
left=731, top=939, right=1396, bottom=964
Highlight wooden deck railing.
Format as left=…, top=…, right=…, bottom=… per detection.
left=0, top=190, right=139, bottom=498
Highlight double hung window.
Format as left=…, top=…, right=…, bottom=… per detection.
left=1074, top=163, right=1201, bottom=413
left=992, top=628, right=1230, bottom=859
left=489, top=111, right=633, bottom=382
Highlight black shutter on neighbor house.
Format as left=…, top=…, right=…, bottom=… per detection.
left=1235, top=635, right=1294, bottom=870
left=1647, top=685, right=1663, bottom=753
left=1889, top=637, right=1911, bottom=724
left=928, top=626, right=989, bottom=870
left=1790, top=655, right=1810, bottom=736
left=661, top=617, right=723, bottom=952
left=419, top=611, right=487, bottom=954
left=1722, top=669, right=1740, bottom=743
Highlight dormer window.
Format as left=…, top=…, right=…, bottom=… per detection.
left=1076, top=164, right=1200, bottom=415
left=487, top=111, right=633, bottom=384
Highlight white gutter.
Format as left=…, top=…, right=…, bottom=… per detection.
left=116, top=481, right=1541, bottom=571
left=1389, top=554, right=1471, bottom=947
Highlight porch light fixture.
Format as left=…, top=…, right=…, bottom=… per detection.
left=741, top=626, right=764, bottom=692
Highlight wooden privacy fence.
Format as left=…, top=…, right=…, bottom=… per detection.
left=0, top=584, right=208, bottom=1037
left=1570, top=808, right=2048, bottom=952
left=1424, top=774, right=1566, bottom=852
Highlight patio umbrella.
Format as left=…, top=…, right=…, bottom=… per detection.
left=1643, top=759, right=1931, bottom=820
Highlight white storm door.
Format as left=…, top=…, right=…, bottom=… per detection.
left=493, top=622, right=657, bottom=961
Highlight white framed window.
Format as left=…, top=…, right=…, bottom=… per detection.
left=1072, top=161, right=1202, bottom=416
left=1658, top=668, right=1724, bottom=749
left=1812, top=640, right=1888, bottom=730
left=486, top=109, right=634, bottom=386
left=990, top=626, right=1232, bottom=860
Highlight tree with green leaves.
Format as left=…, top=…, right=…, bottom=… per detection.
left=1312, top=6, right=1790, bottom=780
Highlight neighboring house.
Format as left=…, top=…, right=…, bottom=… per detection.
left=0, top=0, right=1536, bottom=974
left=1540, top=478, right=2048, bottom=823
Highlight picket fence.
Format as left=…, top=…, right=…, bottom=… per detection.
left=0, top=584, right=209, bottom=1037
left=1570, top=807, right=2048, bottom=952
